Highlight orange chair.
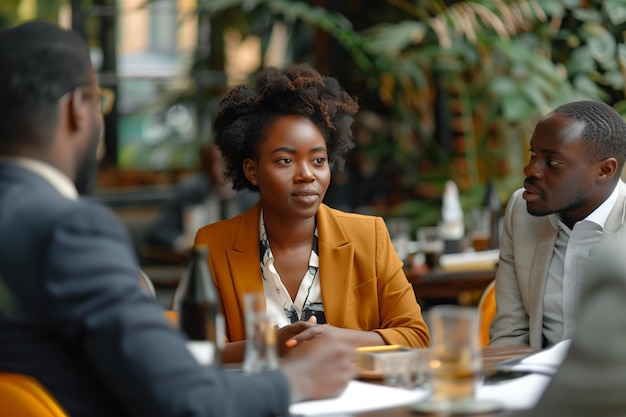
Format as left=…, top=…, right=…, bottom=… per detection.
left=164, top=310, right=179, bottom=329
left=0, top=372, right=69, bottom=417
left=477, top=280, right=496, bottom=347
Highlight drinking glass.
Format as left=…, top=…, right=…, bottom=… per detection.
left=417, top=226, right=444, bottom=269
left=412, top=306, right=502, bottom=414
left=379, top=350, right=419, bottom=388
left=467, top=207, right=491, bottom=252
left=242, top=291, right=279, bottom=373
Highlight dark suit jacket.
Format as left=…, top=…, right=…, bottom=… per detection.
left=0, top=162, right=290, bottom=417
left=509, top=225, right=626, bottom=416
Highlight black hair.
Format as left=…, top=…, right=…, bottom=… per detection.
left=213, top=64, right=359, bottom=191
left=552, top=100, right=626, bottom=170
left=0, top=20, right=91, bottom=151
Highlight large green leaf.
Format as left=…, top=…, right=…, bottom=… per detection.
left=571, top=7, right=603, bottom=22
left=360, top=21, right=428, bottom=54
left=603, top=70, right=624, bottom=89
left=489, top=77, right=517, bottom=96
left=573, top=74, right=610, bottom=100
left=583, top=23, right=616, bottom=70
left=605, top=0, right=626, bottom=26
left=502, top=94, right=534, bottom=122
left=566, top=46, right=597, bottom=74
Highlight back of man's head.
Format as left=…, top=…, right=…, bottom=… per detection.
left=0, top=20, right=91, bottom=152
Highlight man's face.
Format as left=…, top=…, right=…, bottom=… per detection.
left=522, top=113, right=606, bottom=226
left=75, top=70, right=103, bottom=195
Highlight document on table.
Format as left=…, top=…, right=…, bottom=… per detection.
left=479, top=373, right=551, bottom=409
left=496, top=339, right=571, bottom=376
left=290, top=374, right=552, bottom=416
left=290, top=380, right=427, bottom=416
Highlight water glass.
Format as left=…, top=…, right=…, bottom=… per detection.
left=380, top=350, right=419, bottom=388
left=242, top=291, right=279, bottom=373
left=429, top=306, right=481, bottom=404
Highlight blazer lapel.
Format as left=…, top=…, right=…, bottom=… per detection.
left=604, top=181, right=626, bottom=232
left=226, top=203, right=265, bottom=310
left=528, top=217, right=558, bottom=347
left=316, top=205, right=354, bottom=328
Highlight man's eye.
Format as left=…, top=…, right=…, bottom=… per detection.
left=547, top=159, right=561, bottom=167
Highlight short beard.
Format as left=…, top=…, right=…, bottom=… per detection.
left=75, top=130, right=101, bottom=195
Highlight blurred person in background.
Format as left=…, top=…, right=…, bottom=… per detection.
left=145, top=142, right=258, bottom=254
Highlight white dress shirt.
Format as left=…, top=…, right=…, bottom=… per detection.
left=0, top=157, right=78, bottom=201
left=543, top=184, right=619, bottom=346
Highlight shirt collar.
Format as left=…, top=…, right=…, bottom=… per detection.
left=549, top=181, right=621, bottom=230
left=0, top=157, right=78, bottom=201
left=258, top=208, right=320, bottom=268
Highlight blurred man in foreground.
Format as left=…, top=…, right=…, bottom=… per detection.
left=0, top=20, right=355, bottom=417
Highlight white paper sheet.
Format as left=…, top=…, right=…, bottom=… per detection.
left=290, top=373, right=552, bottom=416
left=478, top=374, right=552, bottom=409
left=521, top=339, right=571, bottom=366
left=289, top=380, right=427, bottom=416
left=497, top=339, right=571, bottom=375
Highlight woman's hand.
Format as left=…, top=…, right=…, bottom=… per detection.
left=278, top=317, right=386, bottom=356
left=276, top=316, right=318, bottom=356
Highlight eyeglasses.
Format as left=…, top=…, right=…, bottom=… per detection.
left=58, top=86, right=116, bottom=116
left=97, top=87, right=115, bottom=116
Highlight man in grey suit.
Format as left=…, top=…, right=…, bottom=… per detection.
left=490, top=100, right=626, bottom=349
left=509, top=225, right=626, bottom=416
left=0, top=20, right=355, bottom=417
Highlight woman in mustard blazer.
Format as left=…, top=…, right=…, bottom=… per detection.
left=195, top=64, right=430, bottom=363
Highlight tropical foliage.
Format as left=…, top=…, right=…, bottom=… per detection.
left=196, top=0, right=626, bottom=227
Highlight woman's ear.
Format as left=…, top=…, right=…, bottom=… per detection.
left=243, top=158, right=258, bottom=186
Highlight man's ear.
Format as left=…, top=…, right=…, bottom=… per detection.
left=67, top=89, right=85, bottom=131
left=243, top=158, right=258, bottom=186
left=598, top=157, right=618, bottom=183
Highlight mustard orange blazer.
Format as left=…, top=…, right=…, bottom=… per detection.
left=194, top=202, right=430, bottom=348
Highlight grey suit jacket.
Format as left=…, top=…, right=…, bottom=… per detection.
left=0, top=162, right=290, bottom=417
left=509, top=223, right=626, bottom=416
left=490, top=181, right=626, bottom=348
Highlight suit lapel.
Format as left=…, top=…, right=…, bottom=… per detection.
left=604, top=181, right=626, bottom=232
left=316, top=205, right=354, bottom=328
left=528, top=217, right=558, bottom=347
left=227, top=203, right=266, bottom=310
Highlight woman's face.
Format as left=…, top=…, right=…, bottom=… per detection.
left=243, top=115, right=331, bottom=220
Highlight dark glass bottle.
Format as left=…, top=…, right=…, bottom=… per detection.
left=174, top=244, right=223, bottom=366
left=482, top=180, right=502, bottom=249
